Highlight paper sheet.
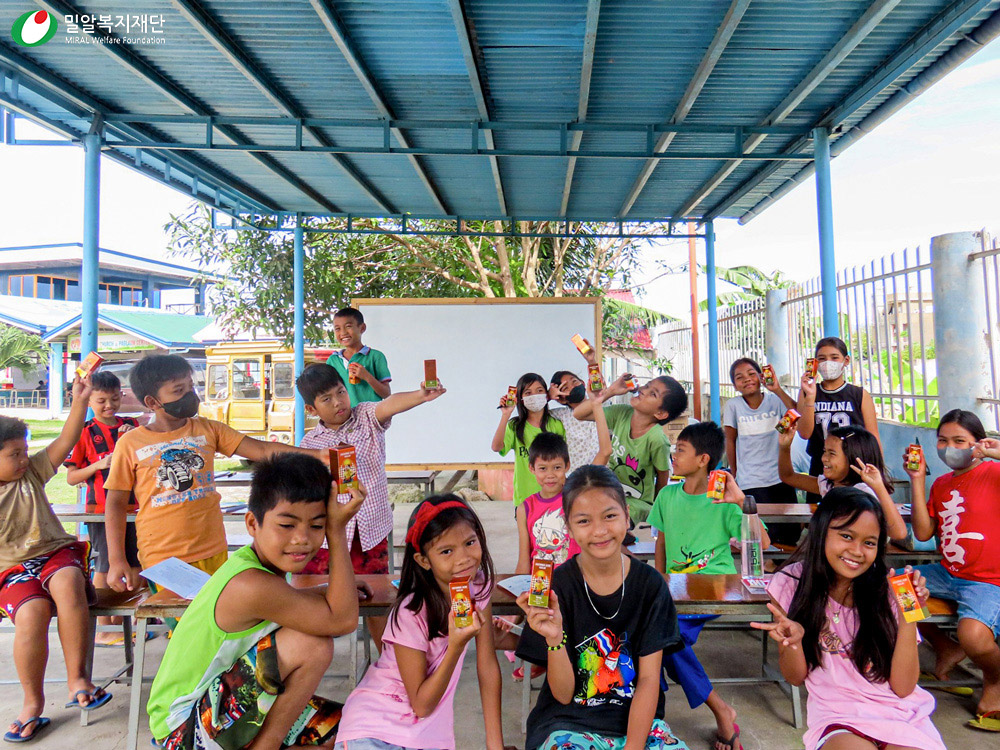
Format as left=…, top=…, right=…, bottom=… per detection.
left=141, top=557, right=212, bottom=599
left=498, top=574, right=532, bottom=597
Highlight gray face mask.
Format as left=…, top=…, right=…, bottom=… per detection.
left=937, top=445, right=975, bottom=470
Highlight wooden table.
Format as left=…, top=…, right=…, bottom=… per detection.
left=53, top=504, right=137, bottom=524
left=214, top=469, right=440, bottom=494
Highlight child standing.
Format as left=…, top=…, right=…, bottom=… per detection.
left=148, top=454, right=364, bottom=750
left=649, top=421, right=768, bottom=750
left=64, top=370, right=140, bottom=646
left=778, top=425, right=908, bottom=541
left=753, top=487, right=946, bottom=750
left=548, top=369, right=600, bottom=472
left=492, top=372, right=567, bottom=506
left=0, top=376, right=112, bottom=744
left=333, top=495, right=513, bottom=750
left=516, top=465, right=688, bottom=750
left=908, top=409, right=1000, bottom=731
left=327, top=306, right=392, bottom=406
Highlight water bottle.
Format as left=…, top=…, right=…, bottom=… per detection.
left=740, top=495, right=764, bottom=579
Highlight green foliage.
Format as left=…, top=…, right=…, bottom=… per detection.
left=698, top=264, right=793, bottom=310
left=0, top=324, right=49, bottom=375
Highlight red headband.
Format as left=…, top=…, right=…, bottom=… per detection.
left=405, top=500, right=468, bottom=553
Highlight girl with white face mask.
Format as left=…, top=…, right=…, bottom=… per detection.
left=491, top=372, right=567, bottom=506
left=796, top=336, right=882, bottom=499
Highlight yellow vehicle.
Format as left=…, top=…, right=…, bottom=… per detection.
left=199, top=341, right=335, bottom=444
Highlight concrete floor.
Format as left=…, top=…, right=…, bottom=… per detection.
left=1, top=485, right=995, bottom=749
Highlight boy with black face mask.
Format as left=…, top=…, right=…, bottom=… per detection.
left=547, top=368, right=600, bottom=473
left=103, top=355, right=330, bottom=594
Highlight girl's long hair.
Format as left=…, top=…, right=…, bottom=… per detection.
left=512, top=372, right=556, bottom=444
left=780, top=486, right=897, bottom=683
left=827, top=425, right=894, bottom=493
left=391, top=494, right=496, bottom=640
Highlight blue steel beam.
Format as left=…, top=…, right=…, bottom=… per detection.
left=705, top=220, right=721, bottom=424
left=81, top=131, right=100, bottom=363
left=813, top=128, right=839, bottom=337
left=674, top=0, right=903, bottom=219
left=293, top=217, right=305, bottom=445
left=308, top=0, right=448, bottom=215
left=170, top=0, right=399, bottom=214
left=560, top=0, right=601, bottom=217
left=618, top=0, right=752, bottom=218
left=33, top=0, right=341, bottom=213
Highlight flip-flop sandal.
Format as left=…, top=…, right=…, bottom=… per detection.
left=967, top=710, right=1000, bottom=732
left=919, top=671, right=974, bottom=696
left=65, top=688, right=112, bottom=711
left=95, top=635, right=126, bottom=648
left=3, top=717, right=50, bottom=743
left=714, top=723, right=741, bottom=750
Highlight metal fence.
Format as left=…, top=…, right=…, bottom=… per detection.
left=973, top=233, right=1000, bottom=429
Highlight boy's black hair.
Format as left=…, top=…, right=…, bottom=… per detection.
left=0, top=416, right=28, bottom=446
left=129, top=354, right=193, bottom=404
left=550, top=370, right=577, bottom=387
left=528, top=431, right=570, bottom=467
left=938, top=408, right=987, bottom=442
left=295, top=362, right=345, bottom=406
left=563, top=464, right=628, bottom=518
left=652, top=375, right=688, bottom=426
left=90, top=371, right=122, bottom=393
left=677, top=421, right=725, bottom=471
left=729, top=357, right=762, bottom=384
left=815, top=336, right=849, bottom=357
left=334, top=307, right=364, bottom=325
left=248, top=453, right=331, bottom=522
left=827, top=425, right=894, bottom=493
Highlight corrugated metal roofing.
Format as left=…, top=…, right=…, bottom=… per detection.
left=1, top=0, right=997, bottom=224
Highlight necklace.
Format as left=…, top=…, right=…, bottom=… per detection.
left=829, top=588, right=851, bottom=624
left=582, top=553, right=626, bottom=620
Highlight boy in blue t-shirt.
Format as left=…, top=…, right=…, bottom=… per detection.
left=326, top=307, right=391, bottom=406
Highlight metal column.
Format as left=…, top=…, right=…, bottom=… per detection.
left=705, top=220, right=721, bottom=424
left=47, top=342, right=64, bottom=416
left=81, top=132, right=101, bottom=361
left=813, top=127, right=839, bottom=337
left=765, top=288, right=790, bottom=384
left=293, top=217, right=306, bottom=445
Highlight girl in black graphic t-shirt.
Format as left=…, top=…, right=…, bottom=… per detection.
left=516, top=465, right=687, bottom=750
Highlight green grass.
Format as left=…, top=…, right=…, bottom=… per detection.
left=25, top=419, right=64, bottom=443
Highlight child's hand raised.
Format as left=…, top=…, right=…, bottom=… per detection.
left=497, top=392, right=515, bottom=414
left=516, top=589, right=564, bottom=646
left=973, top=437, right=1000, bottom=461
left=448, top=609, right=483, bottom=649
left=71, top=374, right=92, bottom=403
left=777, top=426, right=796, bottom=449
left=327, top=482, right=366, bottom=529
left=751, top=603, right=805, bottom=650
left=893, top=565, right=930, bottom=608
left=799, top=373, right=816, bottom=400
left=852, top=458, right=885, bottom=490
left=347, top=362, right=370, bottom=383
left=606, top=374, right=630, bottom=397
left=419, top=381, right=447, bottom=401
left=901, top=447, right=927, bottom=477
left=714, top=470, right=746, bottom=506
left=576, top=337, right=598, bottom=366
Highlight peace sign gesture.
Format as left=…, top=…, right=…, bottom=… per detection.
left=852, top=458, right=885, bottom=491
left=751, top=603, right=805, bottom=650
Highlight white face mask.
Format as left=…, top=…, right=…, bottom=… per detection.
left=522, top=393, right=548, bottom=413
left=818, top=360, right=845, bottom=382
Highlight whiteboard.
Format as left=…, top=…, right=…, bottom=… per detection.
left=353, top=298, right=601, bottom=468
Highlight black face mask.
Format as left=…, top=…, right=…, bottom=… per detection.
left=566, top=384, right=587, bottom=405
left=160, top=390, right=200, bottom=419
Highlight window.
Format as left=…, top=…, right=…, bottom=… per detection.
left=8, top=276, right=22, bottom=296
left=66, top=280, right=81, bottom=302
left=272, top=363, right=294, bottom=399
left=232, top=359, right=262, bottom=400
left=53, top=278, right=66, bottom=300
left=36, top=277, right=52, bottom=300
left=207, top=365, right=229, bottom=401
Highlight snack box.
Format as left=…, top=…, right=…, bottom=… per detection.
left=506, top=385, right=517, bottom=407
left=328, top=444, right=358, bottom=494
left=348, top=364, right=359, bottom=385
left=528, top=556, right=554, bottom=608
left=424, top=359, right=439, bottom=389
left=890, top=572, right=929, bottom=623
left=76, top=351, right=104, bottom=379
left=761, top=364, right=776, bottom=387
left=775, top=408, right=801, bottom=435
left=623, top=374, right=637, bottom=392
left=571, top=334, right=592, bottom=356
left=588, top=363, right=605, bottom=393
left=805, top=358, right=819, bottom=379
left=906, top=443, right=923, bottom=472
left=450, top=577, right=475, bottom=628
left=706, top=470, right=727, bottom=501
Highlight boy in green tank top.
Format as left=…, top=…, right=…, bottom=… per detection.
left=148, top=454, right=367, bottom=749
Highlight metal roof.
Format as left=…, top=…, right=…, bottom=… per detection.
left=0, top=242, right=221, bottom=281
left=2, top=0, right=998, bottom=226
left=41, top=306, right=212, bottom=347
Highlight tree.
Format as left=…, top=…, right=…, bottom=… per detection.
left=166, top=204, right=670, bottom=348
left=0, top=324, right=50, bottom=375
left=698, top=264, right=793, bottom=310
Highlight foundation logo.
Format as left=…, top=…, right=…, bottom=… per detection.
left=11, top=10, right=58, bottom=47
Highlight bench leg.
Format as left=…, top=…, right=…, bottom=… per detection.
left=126, top=618, right=149, bottom=750
left=123, top=617, right=134, bottom=680
left=791, top=684, right=803, bottom=728
left=387, top=526, right=395, bottom=575
left=520, top=659, right=530, bottom=733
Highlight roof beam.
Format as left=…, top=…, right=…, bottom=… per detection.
left=673, top=0, right=903, bottom=219
left=446, top=0, right=507, bottom=214
left=34, top=0, right=340, bottom=213
left=702, top=0, right=993, bottom=220
left=559, top=0, right=601, bottom=217
left=308, top=0, right=449, bottom=215
left=618, top=0, right=751, bottom=217
left=170, top=0, right=399, bottom=215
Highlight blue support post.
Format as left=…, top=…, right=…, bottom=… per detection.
left=813, top=127, right=839, bottom=337
left=81, top=132, right=101, bottom=362
left=705, top=220, right=721, bottom=424
left=47, top=342, right=64, bottom=416
left=293, top=216, right=306, bottom=445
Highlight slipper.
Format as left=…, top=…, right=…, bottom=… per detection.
left=512, top=665, right=547, bottom=682
left=64, top=687, right=112, bottom=711
left=95, top=635, right=126, bottom=648
left=714, top=723, right=741, bottom=750
left=919, top=671, right=974, bottom=696
left=3, top=717, right=50, bottom=743
left=967, top=710, right=1000, bottom=732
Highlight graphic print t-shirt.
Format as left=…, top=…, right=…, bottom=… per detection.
left=806, top=382, right=865, bottom=475
left=516, top=557, right=681, bottom=749
left=647, top=483, right=742, bottom=574
left=64, top=416, right=139, bottom=510
left=928, top=460, right=1000, bottom=587
left=603, top=404, right=671, bottom=522
left=105, top=417, right=245, bottom=568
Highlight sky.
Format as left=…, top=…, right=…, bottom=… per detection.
left=1, top=36, right=999, bottom=321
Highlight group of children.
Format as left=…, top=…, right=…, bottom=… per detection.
left=0, top=312, right=998, bottom=749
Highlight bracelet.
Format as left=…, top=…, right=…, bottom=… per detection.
left=547, top=631, right=567, bottom=652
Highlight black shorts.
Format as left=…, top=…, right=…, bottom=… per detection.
left=86, top=522, right=140, bottom=573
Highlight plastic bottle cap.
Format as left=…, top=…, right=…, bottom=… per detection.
left=742, top=495, right=758, bottom=515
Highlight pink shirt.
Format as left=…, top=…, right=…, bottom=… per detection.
left=335, top=584, right=492, bottom=749
left=768, top=564, right=945, bottom=750
left=299, top=402, right=392, bottom=551
left=522, top=492, right=580, bottom=566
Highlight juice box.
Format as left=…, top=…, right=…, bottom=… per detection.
left=328, top=444, right=358, bottom=494
left=906, top=443, right=923, bottom=472
left=424, top=359, right=439, bottom=389
left=348, top=363, right=359, bottom=385
left=505, top=385, right=517, bottom=407
left=588, top=363, right=605, bottom=393
left=775, top=408, right=801, bottom=435
left=706, top=470, right=727, bottom=501
left=528, top=556, right=554, bottom=608
left=761, top=364, right=776, bottom=387
left=805, top=358, right=818, bottom=380
left=571, top=334, right=592, bottom=356
left=450, top=577, right=475, bottom=628
left=890, top=572, right=929, bottom=623
left=623, top=374, right=637, bottom=392
left=76, top=351, right=104, bottom=379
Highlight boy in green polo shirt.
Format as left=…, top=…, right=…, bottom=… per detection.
left=327, top=307, right=391, bottom=406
